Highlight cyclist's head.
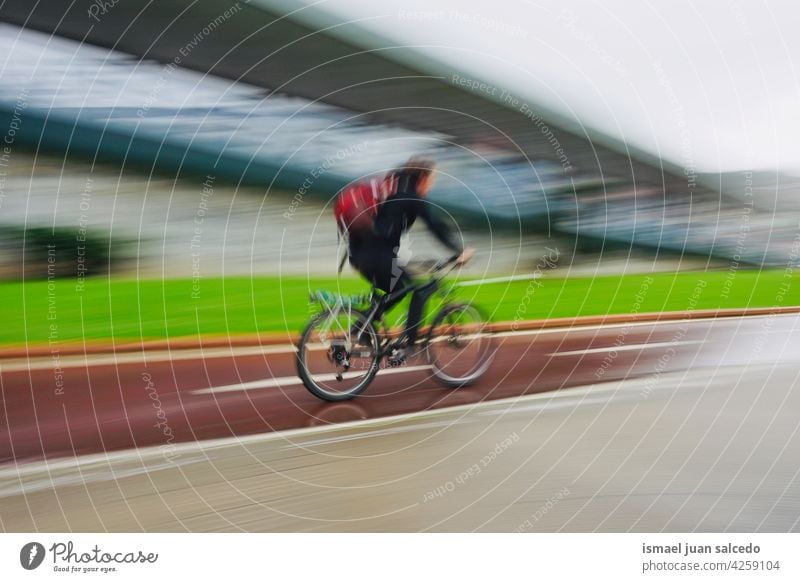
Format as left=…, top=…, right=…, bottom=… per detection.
left=395, top=157, right=436, bottom=196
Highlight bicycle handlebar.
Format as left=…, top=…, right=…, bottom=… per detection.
left=403, top=254, right=462, bottom=281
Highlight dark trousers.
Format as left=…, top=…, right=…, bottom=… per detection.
left=350, top=244, right=435, bottom=345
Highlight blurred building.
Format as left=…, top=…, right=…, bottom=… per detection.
left=0, top=0, right=797, bottom=269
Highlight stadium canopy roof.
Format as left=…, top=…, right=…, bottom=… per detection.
left=0, top=0, right=684, bottom=189
left=2, top=0, right=794, bottom=264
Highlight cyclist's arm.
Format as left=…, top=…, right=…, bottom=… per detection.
left=417, top=199, right=462, bottom=254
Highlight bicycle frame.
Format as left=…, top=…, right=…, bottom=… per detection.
left=299, top=255, right=493, bottom=400
left=369, top=257, right=461, bottom=354
left=311, top=292, right=363, bottom=346
left=315, top=255, right=460, bottom=359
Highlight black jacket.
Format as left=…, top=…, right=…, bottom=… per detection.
left=370, top=187, right=462, bottom=254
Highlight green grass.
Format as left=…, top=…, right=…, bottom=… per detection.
left=2, top=269, right=796, bottom=346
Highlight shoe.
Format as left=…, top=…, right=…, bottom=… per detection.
left=388, top=341, right=420, bottom=366
left=388, top=347, right=407, bottom=367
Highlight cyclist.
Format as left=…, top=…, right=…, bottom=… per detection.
left=348, top=158, right=474, bottom=361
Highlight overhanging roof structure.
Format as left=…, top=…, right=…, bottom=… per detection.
left=1, top=0, right=796, bottom=265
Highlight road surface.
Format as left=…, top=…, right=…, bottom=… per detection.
left=1, top=313, right=799, bottom=531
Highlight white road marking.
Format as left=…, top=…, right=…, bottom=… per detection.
left=3, top=312, right=777, bottom=372
left=0, top=345, right=298, bottom=373
left=490, top=313, right=792, bottom=338
left=0, top=364, right=757, bottom=494
left=455, top=273, right=542, bottom=287
left=191, top=365, right=433, bottom=395
left=548, top=340, right=702, bottom=356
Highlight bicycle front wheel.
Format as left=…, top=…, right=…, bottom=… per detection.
left=296, top=309, right=380, bottom=401
left=426, top=303, right=495, bottom=388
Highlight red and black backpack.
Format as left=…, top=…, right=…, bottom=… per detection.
left=334, top=174, right=398, bottom=236
left=333, top=173, right=398, bottom=272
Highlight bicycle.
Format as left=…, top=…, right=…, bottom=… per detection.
left=296, top=255, right=496, bottom=401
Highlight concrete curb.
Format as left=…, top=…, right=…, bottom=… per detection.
left=2, top=306, right=798, bottom=360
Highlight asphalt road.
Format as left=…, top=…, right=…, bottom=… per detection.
left=2, top=313, right=799, bottom=531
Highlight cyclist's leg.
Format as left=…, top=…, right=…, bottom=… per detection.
left=405, top=280, right=436, bottom=346
left=377, top=247, right=433, bottom=347
left=350, top=245, right=407, bottom=340
left=364, top=245, right=411, bottom=317
left=379, top=270, right=412, bottom=314
left=348, top=247, right=383, bottom=345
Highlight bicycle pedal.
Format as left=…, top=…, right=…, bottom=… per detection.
left=388, top=352, right=406, bottom=367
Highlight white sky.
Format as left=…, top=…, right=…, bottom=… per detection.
left=263, top=0, right=800, bottom=174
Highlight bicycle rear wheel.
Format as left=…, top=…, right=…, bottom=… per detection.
left=426, top=303, right=495, bottom=388
left=296, top=309, right=380, bottom=401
